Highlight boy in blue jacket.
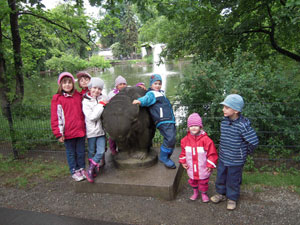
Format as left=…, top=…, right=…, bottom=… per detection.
left=132, top=74, right=176, bottom=169
left=211, top=94, right=259, bottom=210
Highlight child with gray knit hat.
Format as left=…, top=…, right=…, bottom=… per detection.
left=82, top=77, right=108, bottom=183
left=211, top=94, right=259, bottom=210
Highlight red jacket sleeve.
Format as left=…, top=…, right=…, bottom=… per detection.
left=179, top=137, right=187, bottom=164
left=205, top=138, right=218, bottom=168
left=51, top=95, right=63, bottom=139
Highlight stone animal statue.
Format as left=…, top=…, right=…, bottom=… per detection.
left=102, top=86, right=156, bottom=161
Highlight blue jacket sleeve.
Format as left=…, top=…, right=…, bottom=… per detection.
left=138, top=91, right=156, bottom=107
left=241, top=121, right=259, bottom=154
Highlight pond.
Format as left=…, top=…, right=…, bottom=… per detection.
left=24, top=59, right=190, bottom=106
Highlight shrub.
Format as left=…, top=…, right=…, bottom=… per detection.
left=177, top=49, right=300, bottom=156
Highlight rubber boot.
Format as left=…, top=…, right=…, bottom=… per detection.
left=190, top=188, right=199, bottom=201
left=159, top=147, right=176, bottom=169
left=85, top=159, right=97, bottom=183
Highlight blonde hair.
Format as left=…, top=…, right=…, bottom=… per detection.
left=57, top=77, right=75, bottom=95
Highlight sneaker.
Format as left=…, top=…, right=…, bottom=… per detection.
left=71, top=170, right=84, bottom=182
left=201, top=192, right=210, bottom=203
left=227, top=200, right=236, bottom=210
left=211, top=194, right=226, bottom=203
left=79, top=168, right=86, bottom=179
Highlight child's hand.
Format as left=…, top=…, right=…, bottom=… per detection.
left=58, top=136, right=65, bottom=143
left=182, top=163, right=189, bottom=169
left=132, top=100, right=141, bottom=105
left=138, top=84, right=146, bottom=90
left=206, top=167, right=212, bottom=172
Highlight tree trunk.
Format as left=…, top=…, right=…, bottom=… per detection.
left=8, top=0, right=24, bottom=104
left=0, top=20, right=19, bottom=159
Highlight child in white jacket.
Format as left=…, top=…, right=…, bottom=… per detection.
left=82, top=77, right=107, bottom=183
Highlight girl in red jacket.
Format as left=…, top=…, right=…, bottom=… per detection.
left=179, top=113, right=218, bottom=202
left=51, top=72, right=86, bottom=182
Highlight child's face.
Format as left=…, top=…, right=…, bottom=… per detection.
left=90, top=87, right=102, bottom=98
left=151, top=81, right=162, bottom=91
left=61, top=78, right=73, bottom=93
left=116, top=83, right=127, bottom=91
left=79, top=76, right=90, bottom=89
left=189, top=126, right=201, bottom=135
left=222, top=105, right=239, bottom=120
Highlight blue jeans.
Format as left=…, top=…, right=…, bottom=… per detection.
left=87, top=135, right=105, bottom=164
left=64, top=136, right=86, bottom=175
left=158, top=123, right=176, bottom=149
left=215, top=160, right=243, bottom=201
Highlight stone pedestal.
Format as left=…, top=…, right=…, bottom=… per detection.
left=75, top=147, right=183, bottom=200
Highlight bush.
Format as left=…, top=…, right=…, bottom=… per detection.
left=177, top=49, right=300, bottom=156
left=45, top=53, right=88, bottom=73
left=88, top=55, right=111, bottom=69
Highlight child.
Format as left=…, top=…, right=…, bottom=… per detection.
left=179, top=113, right=218, bottom=202
left=76, top=71, right=91, bottom=95
left=82, top=77, right=107, bottom=183
left=107, top=75, right=127, bottom=155
left=51, top=72, right=86, bottom=182
left=211, top=94, right=259, bottom=210
left=107, top=75, right=127, bottom=101
left=132, top=74, right=177, bottom=169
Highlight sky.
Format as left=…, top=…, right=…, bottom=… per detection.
left=42, top=0, right=100, bottom=18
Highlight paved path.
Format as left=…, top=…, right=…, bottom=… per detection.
left=0, top=207, right=127, bottom=225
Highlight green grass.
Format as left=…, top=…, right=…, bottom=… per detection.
left=0, top=154, right=69, bottom=188
left=242, top=171, right=300, bottom=195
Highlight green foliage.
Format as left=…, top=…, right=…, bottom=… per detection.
left=45, top=53, right=88, bottom=73
left=177, top=50, right=300, bottom=155
left=88, top=55, right=111, bottom=69
left=111, top=42, right=123, bottom=59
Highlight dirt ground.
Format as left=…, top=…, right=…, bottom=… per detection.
left=1, top=171, right=300, bottom=225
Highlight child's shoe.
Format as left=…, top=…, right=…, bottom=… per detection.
left=189, top=189, right=199, bottom=201
left=201, top=192, right=209, bottom=203
left=79, top=168, right=86, bottom=179
left=210, top=194, right=226, bottom=203
left=227, top=200, right=236, bottom=210
left=72, top=170, right=84, bottom=182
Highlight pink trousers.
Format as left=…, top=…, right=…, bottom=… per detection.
left=188, top=178, right=209, bottom=192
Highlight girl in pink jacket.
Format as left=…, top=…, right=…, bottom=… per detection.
left=51, top=72, right=86, bottom=182
left=179, top=113, right=218, bottom=202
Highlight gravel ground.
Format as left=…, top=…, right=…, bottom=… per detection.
left=1, top=175, right=300, bottom=225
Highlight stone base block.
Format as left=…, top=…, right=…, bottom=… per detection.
left=75, top=147, right=183, bottom=200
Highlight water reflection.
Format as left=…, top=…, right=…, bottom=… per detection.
left=92, top=43, right=182, bottom=98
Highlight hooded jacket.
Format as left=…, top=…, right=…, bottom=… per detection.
left=180, top=131, right=218, bottom=180
left=82, top=93, right=107, bottom=138
left=51, top=90, right=86, bottom=139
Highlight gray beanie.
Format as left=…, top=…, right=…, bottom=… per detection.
left=88, top=77, right=104, bottom=90
left=220, top=94, right=244, bottom=112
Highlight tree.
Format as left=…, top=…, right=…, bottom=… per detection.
left=93, top=0, right=300, bottom=62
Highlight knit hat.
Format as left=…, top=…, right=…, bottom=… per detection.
left=57, top=72, right=75, bottom=85
left=187, top=113, right=203, bottom=128
left=76, top=71, right=91, bottom=80
left=115, top=75, right=127, bottom=87
left=88, top=77, right=104, bottom=90
left=135, top=82, right=145, bottom=87
left=150, top=74, right=162, bottom=87
left=220, top=94, right=244, bottom=112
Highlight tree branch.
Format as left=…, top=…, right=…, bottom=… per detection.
left=19, top=11, right=94, bottom=46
